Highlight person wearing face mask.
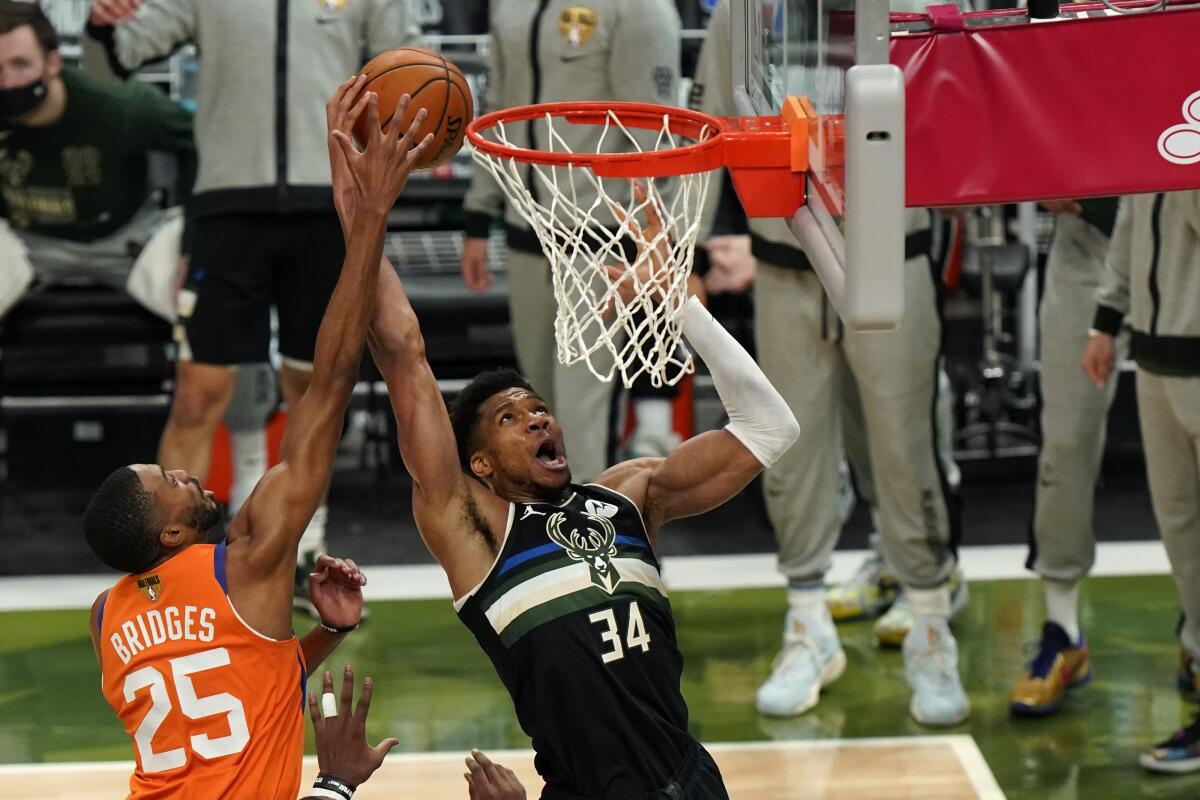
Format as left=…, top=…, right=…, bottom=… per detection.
left=0, top=0, right=195, bottom=321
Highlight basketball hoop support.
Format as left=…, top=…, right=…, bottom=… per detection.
left=722, top=96, right=811, bottom=218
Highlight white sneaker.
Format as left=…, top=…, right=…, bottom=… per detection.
left=904, top=616, right=970, bottom=726
left=874, top=569, right=969, bottom=647
left=756, top=606, right=846, bottom=717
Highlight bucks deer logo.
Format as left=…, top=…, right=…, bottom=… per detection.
left=547, top=511, right=619, bottom=593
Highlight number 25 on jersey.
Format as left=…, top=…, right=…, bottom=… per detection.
left=124, top=647, right=250, bottom=772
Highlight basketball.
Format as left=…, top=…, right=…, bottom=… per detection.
left=352, top=47, right=474, bottom=170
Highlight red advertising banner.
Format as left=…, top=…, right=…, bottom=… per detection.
left=891, top=2, right=1200, bottom=207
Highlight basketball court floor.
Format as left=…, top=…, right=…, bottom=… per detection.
left=4, top=544, right=1200, bottom=799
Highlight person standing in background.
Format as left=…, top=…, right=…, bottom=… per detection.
left=691, top=0, right=968, bottom=727
left=1008, top=195, right=1126, bottom=717
left=84, top=0, right=420, bottom=616
left=1082, top=191, right=1200, bottom=773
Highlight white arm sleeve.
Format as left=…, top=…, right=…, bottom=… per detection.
left=679, top=296, right=800, bottom=468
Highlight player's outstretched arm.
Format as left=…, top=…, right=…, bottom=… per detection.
left=365, top=261, right=507, bottom=594
left=598, top=299, right=799, bottom=541
left=324, top=78, right=506, bottom=596
left=226, top=82, right=434, bottom=637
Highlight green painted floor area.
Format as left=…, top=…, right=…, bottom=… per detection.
left=3, top=575, right=1200, bottom=798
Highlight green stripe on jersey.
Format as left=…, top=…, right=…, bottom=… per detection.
left=479, top=544, right=659, bottom=613
left=498, top=581, right=671, bottom=648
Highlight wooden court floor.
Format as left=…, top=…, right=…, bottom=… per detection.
left=0, top=737, right=1003, bottom=799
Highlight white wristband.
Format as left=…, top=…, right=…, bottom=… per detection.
left=678, top=296, right=800, bottom=468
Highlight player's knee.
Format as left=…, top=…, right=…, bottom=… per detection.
left=169, top=366, right=235, bottom=428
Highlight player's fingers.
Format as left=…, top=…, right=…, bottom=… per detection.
left=365, top=93, right=382, bottom=145
left=345, top=85, right=371, bottom=133
left=389, top=95, right=414, bottom=144
left=397, top=117, right=429, bottom=163
left=332, top=130, right=359, bottom=162
left=322, top=669, right=334, bottom=696
left=371, top=736, right=400, bottom=760
left=403, top=133, right=436, bottom=169
left=354, top=675, right=375, bottom=721
left=471, top=748, right=502, bottom=781
left=307, top=691, right=320, bottom=728
left=330, top=75, right=355, bottom=115
left=339, top=75, right=364, bottom=112
left=339, top=665, right=355, bottom=716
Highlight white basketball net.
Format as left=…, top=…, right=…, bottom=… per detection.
left=471, top=110, right=714, bottom=388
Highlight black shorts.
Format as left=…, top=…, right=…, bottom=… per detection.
left=178, top=212, right=344, bottom=366
left=542, top=741, right=728, bottom=800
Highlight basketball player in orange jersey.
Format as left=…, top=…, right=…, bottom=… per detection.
left=83, top=77, right=434, bottom=800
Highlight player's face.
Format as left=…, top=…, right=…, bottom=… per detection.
left=0, top=26, right=59, bottom=119
left=475, top=388, right=571, bottom=499
left=132, top=464, right=223, bottom=538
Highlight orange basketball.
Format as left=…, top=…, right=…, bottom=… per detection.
left=352, top=47, right=474, bottom=170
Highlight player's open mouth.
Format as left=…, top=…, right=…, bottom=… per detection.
left=535, top=440, right=566, bottom=470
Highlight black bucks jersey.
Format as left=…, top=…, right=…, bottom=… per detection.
left=455, top=483, right=693, bottom=797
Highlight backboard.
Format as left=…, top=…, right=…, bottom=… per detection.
left=731, top=0, right=905, bottom=330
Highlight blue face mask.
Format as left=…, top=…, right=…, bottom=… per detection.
left=0, top=74, right=48, bottom=121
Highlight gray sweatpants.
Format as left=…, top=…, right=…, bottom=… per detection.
left=1137, top=370, right=1200, bottom=659
left=1031, top=213, right=1129, bottom=583
left=755, top=258, right=955, bottom=590
left=506, top=248, right=617, bottom=482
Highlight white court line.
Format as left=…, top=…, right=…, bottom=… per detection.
left=0, top=540, right=1171, bottom=612
left=948, top=735, right=1008, bottom=800
left=0, top=734, right=997, bottom=772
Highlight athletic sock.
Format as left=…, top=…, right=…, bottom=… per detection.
left=786, top=580, right=830, bottom=640
left=907, top=585, right=952, bottom=620
left=1043, top=579, right=1081, bottom=644
left=228, top=428, right=267, bottom=515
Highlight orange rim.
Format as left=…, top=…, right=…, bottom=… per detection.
left=466, top=101, right=730, bottom=179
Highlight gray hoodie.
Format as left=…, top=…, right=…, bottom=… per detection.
left=462, top=0, right=682, bottom=253
left=1093, top=191, right=1200, bottom=376
left=85, top=0, right=419, bottom=216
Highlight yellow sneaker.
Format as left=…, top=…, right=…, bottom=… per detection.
left=825, top=544, right=899, bottom=621
left=1010, top=621, right=1092, bottom=717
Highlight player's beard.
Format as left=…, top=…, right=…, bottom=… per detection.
left=184, top=496, right=224, bottom=533
left=523, top=469, right=572, bottom=504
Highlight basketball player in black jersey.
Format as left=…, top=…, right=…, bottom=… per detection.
left=326, top=97, right=798, bottom=799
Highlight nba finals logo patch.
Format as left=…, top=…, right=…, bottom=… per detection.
left=137, top=574, right=162, bottom=602
left=559, top=7, right=598, bottom=48
left=317, top=0, right=349, bottom=10
left=547, top=512, right=619, bottom=593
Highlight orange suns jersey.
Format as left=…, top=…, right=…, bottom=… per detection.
left=97, top=541, right=307, bottom=800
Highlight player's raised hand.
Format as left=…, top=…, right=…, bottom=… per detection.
left=330, top=92, right=434, bottom=214
left=326, top=75, right=371, bottom=233
left=89, top=0, right=142, bottom=26
left=465, top=749, right=527, bottom=800
left=308, top=667, right=399, bottom=789
left=309, top=554, right=366, bottom=630
left=602, top=182, right=677, bottom=313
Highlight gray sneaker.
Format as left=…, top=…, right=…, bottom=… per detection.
left=904, top=616, right=970, bottom=726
